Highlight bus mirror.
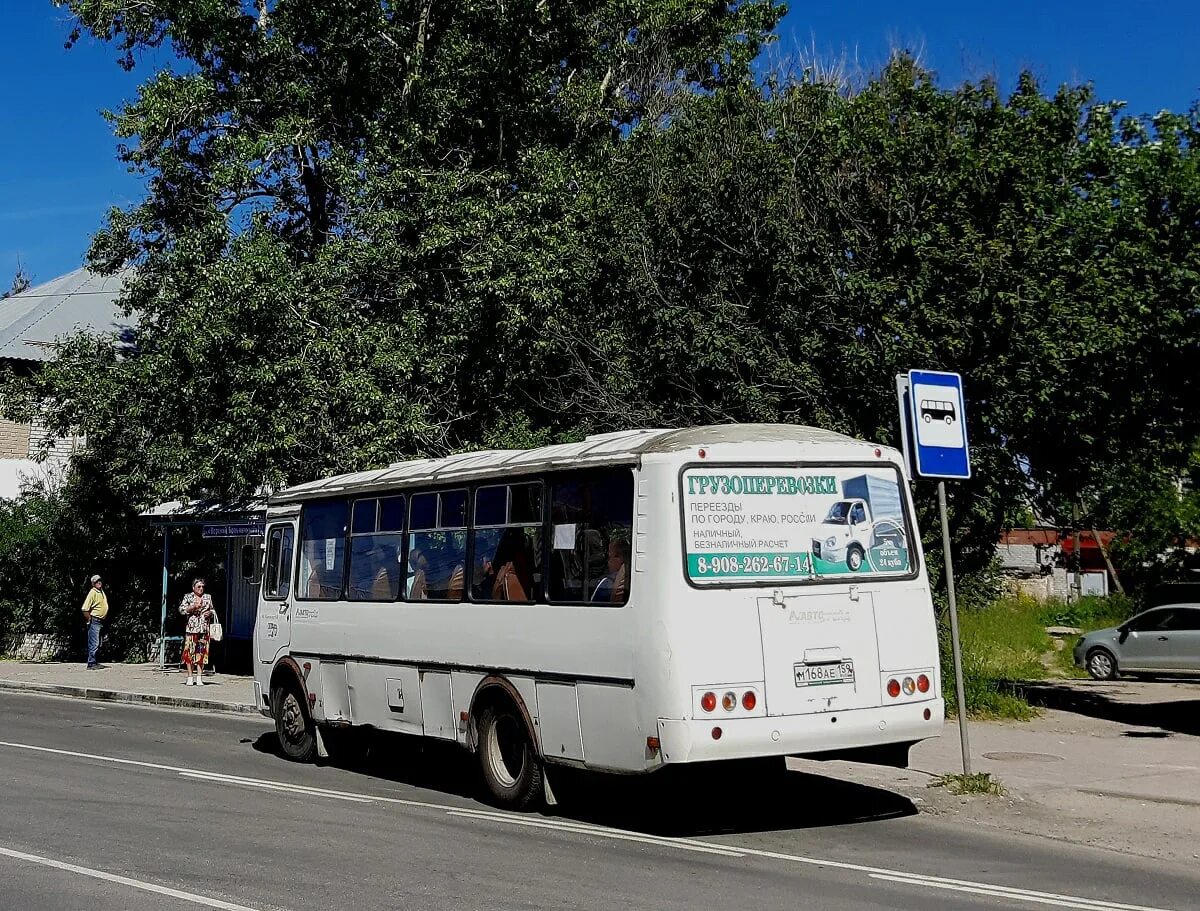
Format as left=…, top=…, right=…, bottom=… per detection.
left=241, top=543, right=262, bottom=584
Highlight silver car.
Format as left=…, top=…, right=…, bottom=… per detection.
left=1074, top=604, right=1200, bottom=680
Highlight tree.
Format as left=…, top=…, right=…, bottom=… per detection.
left=32, top=0, right=783, bottom=501
left=2, top=263, right=31, bottom=299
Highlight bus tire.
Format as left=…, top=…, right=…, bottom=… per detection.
left=846, top=545, right=865, bottom=572
left=477, top=702, right=543, bottom=810
left=272, top=681, right=317, bottom=763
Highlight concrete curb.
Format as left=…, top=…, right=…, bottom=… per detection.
left=0, top=678, right=260, bottom=716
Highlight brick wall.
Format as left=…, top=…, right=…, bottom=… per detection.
left=0, top=419, right=32, bottom=459
left=28, top=417, right=82, bottom=464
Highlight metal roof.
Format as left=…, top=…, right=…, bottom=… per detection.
left=272, top=424, right=866, bottom=504
left=0, top=267, right=136, bottom=363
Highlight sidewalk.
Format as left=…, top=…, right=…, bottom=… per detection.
left=798, top=679, right=1200, bottom=864
left=0, top=660, right=258, bottom=715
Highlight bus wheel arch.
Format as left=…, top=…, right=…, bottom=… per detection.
left=469, top=678, right=544, bottom=810
left=270, top=657, right=316, bottom=763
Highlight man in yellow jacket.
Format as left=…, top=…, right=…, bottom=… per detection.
left=81, top=575, right=109, bottom=669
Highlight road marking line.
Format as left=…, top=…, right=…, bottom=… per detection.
left=0, top=845, right=265, bottom=911
left=870, top=874, right=1155, bottom=911
left=0, top=740, right=446, bottom=811
left=446, top=809, right=745, bottom=857
left=179, top=771, right=375, bottom=803
left=0, top=738, right=1178, bottom=911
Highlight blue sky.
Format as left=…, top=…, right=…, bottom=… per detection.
left=1, top=1, right=1197, bottom=286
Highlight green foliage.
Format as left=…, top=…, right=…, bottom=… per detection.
left=1037, top=594, right=1136, bottom=631
left=941, top=594, right=1136, bottom=715
left=0, top=456, right=159, bottom=660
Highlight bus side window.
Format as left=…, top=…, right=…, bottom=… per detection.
left=298, top=500, right=349, bottom=600
left=348, top=496, right=405, bottom=602
left=548, top=469, right=634, bottom=605
left=264, top=525, right=295, bottom=600
left=471, top=482, right=543, bottom=604
left=407, top=490, right=467, bottom=602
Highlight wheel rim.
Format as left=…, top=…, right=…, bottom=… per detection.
left=1090, top=652, right=1112, bottom=677
left=485, top=714, right=525, bottom=789
left=281, top=692, right=306, bottom=742
left=848, top=550, right=862, bottom=570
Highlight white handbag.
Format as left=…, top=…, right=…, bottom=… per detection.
left=208, top=616, right=223, bottom=642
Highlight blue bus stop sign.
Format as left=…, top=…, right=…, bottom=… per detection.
left=906, top=369, right=970, bottom=480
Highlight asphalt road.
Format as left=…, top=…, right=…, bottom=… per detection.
left=0, top=691, right=1194, bottom=911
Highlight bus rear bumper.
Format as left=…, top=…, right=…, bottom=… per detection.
left=657, top=698, right=943, bottom=764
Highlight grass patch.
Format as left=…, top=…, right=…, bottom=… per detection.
left=929, top=772, right=1007, bottom=797
left=941, top=594, right=1137, bottom=719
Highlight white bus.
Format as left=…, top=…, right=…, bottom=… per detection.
left=253, top=424, right=943, bottom=808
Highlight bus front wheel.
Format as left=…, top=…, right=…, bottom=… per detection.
left=272, top=681, right=317, bottom=763
left=477, top=702, right=543, bottom=810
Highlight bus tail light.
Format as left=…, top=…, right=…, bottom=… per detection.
left=741, top=691, right=757, bottom=711
left=711, top=726, right=722, bottom=740
left=721, top=691, right=737, bottom=712
left=917, top=674, right=930, bottom=693
left=902, top=677, right=916, bottom=696
left=701, top=691, right=717, bottom=713
left=887, top=679, right=901, bottom=698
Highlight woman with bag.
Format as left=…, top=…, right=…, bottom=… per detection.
left=179, top=578, right=218, bottom=686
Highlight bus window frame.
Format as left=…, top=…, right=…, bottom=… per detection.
left=676, top=461, right=921, bottom=591
left=263, top=524, right=291, bottom=601
left=543, top=467, right=635, bottom=608
left=348, top=494, right=406, bottom=604
left=404, top=487, right=470, bottom=604
left=465, top=480, right=545, bottom=606
left=295, top=499, right=351, bottom=602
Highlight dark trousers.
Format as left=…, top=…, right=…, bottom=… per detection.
left=86, top=616, right=103, bottom=667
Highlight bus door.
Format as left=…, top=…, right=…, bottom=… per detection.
left=257, top=521, right=296, bottom=666
left=756, top=587, right=883, bottom=714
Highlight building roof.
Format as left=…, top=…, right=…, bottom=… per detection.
left=0, top=267, right=136, bottom=363
left=272, top=424, right=871, bottom=504
left=1000, top=529, right=1060, bottom=547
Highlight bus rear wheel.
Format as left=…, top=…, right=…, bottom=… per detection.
left=272, top=681, right=316, bottom=763
left=477, top=702, right=543, bottom=810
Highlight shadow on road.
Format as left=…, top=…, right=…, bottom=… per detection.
left=1013, top=681, right=1200, bottom=737
left=250, top=730, right=917, bottom=836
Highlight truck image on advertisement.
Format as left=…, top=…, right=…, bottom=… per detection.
left=811, top=473, right=906, bottom=571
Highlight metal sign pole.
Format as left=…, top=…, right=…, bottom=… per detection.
left=937, top=480, right=971, bottom=775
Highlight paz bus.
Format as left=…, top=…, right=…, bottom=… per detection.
left=253, top=424, right=943, bottom=808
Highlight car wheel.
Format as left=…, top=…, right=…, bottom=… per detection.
left=478, top=701, right=543, bottom=810
left=272, top=681, right=317, bottom=762
left=1086, top=648, right=1118, bottom=681
left=846, top=545, right=865, bottom=572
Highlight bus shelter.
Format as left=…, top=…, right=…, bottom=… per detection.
left=142, top=499, right=266, bottom=672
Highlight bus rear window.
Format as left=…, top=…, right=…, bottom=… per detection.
left=681, top=465, right=914, bottom=585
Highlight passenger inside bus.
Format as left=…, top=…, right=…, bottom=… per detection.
left=590, top=537, right=630, bottom=603
left=371, top=543, right=401, bottom=600
left=478, top=527, right=534, bottom=602
left=407, top=548, right=429, bottom=600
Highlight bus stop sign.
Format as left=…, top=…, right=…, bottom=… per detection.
left=906, top=369, right=970, bottom=480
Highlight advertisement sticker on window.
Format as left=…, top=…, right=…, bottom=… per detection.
left=681, top=466, right=912, bottom=583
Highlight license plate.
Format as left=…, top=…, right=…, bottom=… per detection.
left=794, top=660, right=855, bottom=687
